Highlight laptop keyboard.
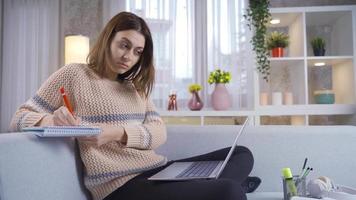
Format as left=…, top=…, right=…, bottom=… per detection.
left=176, top=161, right=221, bottom=178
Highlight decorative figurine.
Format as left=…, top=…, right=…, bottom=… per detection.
left=167, top=90, right=178, bottom=111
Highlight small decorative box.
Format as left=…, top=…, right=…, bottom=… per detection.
left=313, top=90, right=335, bottom=104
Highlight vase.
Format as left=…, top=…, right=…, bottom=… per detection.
left=313, top=48, right=325, bottom=56
left=272, top=47, right=284, bottom=57
left=272, top=92, right=283, bottom=105
left=211, top=83, right=231, bottom=110
left=260, top=92, right=269, bottom=106
left=188, top=91, right=204, bottom=111
left=284, top=92, right=293, bottom=105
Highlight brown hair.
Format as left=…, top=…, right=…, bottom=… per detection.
left=87, top=12, right=154, bottom=98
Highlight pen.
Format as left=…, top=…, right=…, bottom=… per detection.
left=59, top=86, right=74, bottom=115
left=300, top=167, right=309, bottom=179
left=301, top=167, right=313, bottom=179
left=299, top=158, right=308, bottom=177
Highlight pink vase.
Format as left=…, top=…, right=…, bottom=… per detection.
left=211, top=83, right=231, bottom=110
left=188, top=91, right=204, bottom=111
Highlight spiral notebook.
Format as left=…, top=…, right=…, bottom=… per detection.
left=22, top=126, right=101, bottom=137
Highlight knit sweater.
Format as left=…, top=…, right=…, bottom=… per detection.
left=10, top=63, right=167, bottom=200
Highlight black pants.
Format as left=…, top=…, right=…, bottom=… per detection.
left=104, top=146, right=254, bottom=200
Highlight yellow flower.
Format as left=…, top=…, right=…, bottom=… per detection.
left=188, top=84, right=202, bottom=93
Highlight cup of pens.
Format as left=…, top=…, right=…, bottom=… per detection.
left=282, top=175, right=307, bottom=200
left=282, top=158, right=313, bottom=200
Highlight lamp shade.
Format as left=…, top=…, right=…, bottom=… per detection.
left=65, top=35, right=89, bottom=64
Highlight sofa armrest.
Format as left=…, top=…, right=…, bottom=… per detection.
left=0, top=133, right=89, bottom=200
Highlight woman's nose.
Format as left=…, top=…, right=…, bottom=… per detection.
left=122, top=51, right=130, bottom=60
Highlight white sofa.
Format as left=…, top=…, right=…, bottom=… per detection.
left=1, top=125, right=356, bottom=200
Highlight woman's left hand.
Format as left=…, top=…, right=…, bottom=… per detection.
left=78, top=124, right=127, bottom=147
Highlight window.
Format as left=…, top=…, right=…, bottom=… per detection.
left=126, top=0, right=253, bottom=110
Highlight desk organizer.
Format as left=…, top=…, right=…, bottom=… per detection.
left=282, top=176, right=307, bottom=200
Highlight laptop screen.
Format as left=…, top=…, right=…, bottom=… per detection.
left=215, top=117, right=249, bottom=179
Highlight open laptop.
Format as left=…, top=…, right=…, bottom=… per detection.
left=148, top=117, right=249, bottom=181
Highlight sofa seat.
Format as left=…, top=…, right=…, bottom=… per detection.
left=247, top=192, right=283, bottom=200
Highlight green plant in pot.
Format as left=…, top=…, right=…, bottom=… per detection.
left=310, top=37, right=326, bottom=56
left=266, top=31, right=289, bottom=57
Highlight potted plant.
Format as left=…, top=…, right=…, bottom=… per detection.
left=208, top=69, right=232, bottom=110
left=187, top=84, right=203, bottom=111
left=310, top=37, right=326, bottom=56
left=244, top=0, right=271, bottom=82
left=266, top=31, right=289, bottom=57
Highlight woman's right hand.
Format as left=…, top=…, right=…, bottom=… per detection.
left=38, top=106, right=80, bottom=126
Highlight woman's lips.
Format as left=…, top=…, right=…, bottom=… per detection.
left=117, top=62, right=129, bottom=69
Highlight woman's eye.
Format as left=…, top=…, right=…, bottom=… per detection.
left=135, top=50, right=143, bottom=56
left=119, top=42, right=129, bottom=49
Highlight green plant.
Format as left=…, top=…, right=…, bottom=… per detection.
left=188, top=84, right=202, bottom=93
left=310, top=37, right=325, bottom=50
left=208, top=69, right=231, bottom=84
left=244, top=0, right=271, bottom=82
left=266, top=31, right=289, bottom=50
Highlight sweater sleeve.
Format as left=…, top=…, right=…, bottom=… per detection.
left=123, top=98, right=167, bottom=150
left=9, top=64, right=77, bottom=131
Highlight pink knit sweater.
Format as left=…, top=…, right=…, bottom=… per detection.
left=10, top=64, right=167, bottom=200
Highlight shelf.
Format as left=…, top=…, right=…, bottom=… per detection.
left=306, top=10, right=353, bottom=56
left=269, top=58, right=304, bottom=68
left=158, top=110, right=254, bottom=117
left=269, top=57, right=304, bottom=61
left=307, top=56, right=353, bottom=66
left=307, top=56, right=354, bottom=104
left=159, top=104, right=356, bottom=117
left=269, top=13, right=301, bottom=28
left=256, top=104, right=356, bottom=116
left=306, top=11, right=351, bottom=27
left=268, top=11, right=304, bottom=57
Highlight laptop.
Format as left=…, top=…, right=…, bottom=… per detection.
left=148, top=117, right=249, bottom=181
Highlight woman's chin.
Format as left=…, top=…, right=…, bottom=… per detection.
left=116, top=68, right=129, bottom=74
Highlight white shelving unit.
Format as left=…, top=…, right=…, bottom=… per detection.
left=159, top=5, right=356, bottom=126
left=255, top=5, right=356, bottom=125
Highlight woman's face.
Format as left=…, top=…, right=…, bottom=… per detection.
left=106, top=30, right=145, bottom=79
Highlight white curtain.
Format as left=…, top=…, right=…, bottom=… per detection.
left=207, top=0, right=254, bottom=109
left=0, top=0, right=60, bottom=132
left=103, top=0, right=254, bottom=110
left=125, top=0, right=195, bottom=109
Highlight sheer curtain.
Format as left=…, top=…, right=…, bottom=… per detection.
left=207, top=0, right=254, bottom=109
left=104, top=0, right=254, bottom=110
left=0, top=0, right=60, bottom=132
left=125, top=0, right=195, bottom=109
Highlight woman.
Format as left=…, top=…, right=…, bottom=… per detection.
left=10, top=12, right=259, bottom=200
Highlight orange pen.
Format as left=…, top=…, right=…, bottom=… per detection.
left=59, top=86, right=74, bottom=116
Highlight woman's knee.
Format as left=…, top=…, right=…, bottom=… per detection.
left=232, top=146, right=254, bottom=173
left=235, top=146, right=253, bottom=161
left=236, top=146, right=252, bottom=154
